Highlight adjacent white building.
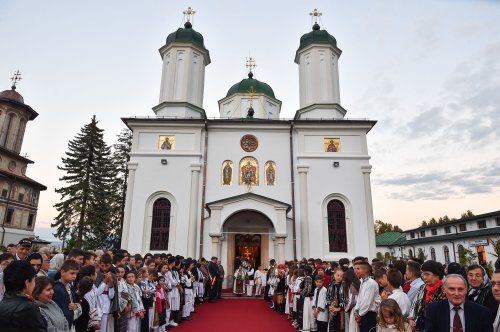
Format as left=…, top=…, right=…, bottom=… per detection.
left=376, top=210, right=500, bottom=266
left=121, top=12, right=377, bottom=275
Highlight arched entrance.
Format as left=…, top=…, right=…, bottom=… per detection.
left=223, top=210, right=275, bottom=275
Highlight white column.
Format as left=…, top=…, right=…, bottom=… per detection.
left=297, top=165, right=310, bottom=259
left=187, top=164, right=201, bottom=257
left=210, top=233, right=222, bottom=258
left=276, top=235, right=286, bottom=264
left=362, top=165, right=376, bottom=258
left=120, top=162, right=138, bottom=249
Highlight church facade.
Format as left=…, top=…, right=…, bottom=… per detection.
left=121, top=12, right=377, bottom=274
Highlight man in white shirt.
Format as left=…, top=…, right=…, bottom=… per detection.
left=353, top=261, right=380, bottom=332
left=492, top=269, right=500, bottom=332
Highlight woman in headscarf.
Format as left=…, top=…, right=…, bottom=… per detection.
left=467, top=264, right=498, bottom=323
left=48, top=253, right=65, bottom=279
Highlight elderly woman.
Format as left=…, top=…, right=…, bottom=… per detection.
left=34, top=276, right=70, bottom=332
left=407, top=260, right=446, bottom=332
left=467, top=264, right=499, bottom=323
left=48, top=253, right=65, bottom=279
left=0, top=260, right=47, bottom=331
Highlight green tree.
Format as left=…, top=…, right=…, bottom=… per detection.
left=417, top=248, right=427, bottom=262
left=110, top=128, right=132, bottom=247
left=458, top=247, right=477, bottom=266
left=460, top=210, right=475, bottom=219
left=52, top=116, right=117, bottom=249
left=375, top=220, right=403, bottom=235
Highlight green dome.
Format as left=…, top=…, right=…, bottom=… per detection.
left=298, top=24, right=337, bottom=51
left=166, top=22, right=206, bottom=49
left=226, top=73, right=275, bottom=99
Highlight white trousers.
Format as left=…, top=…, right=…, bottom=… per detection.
left=127, top=316, right=140, bottom=332
left=302, top=297, right=317, bottom=332
left=182, top=293, right=194, bottom=317
left=246, top=281, right=254, bottom=296
left=255, top=284, right=263, bottom=296
left=148, top=307, right=154, bottom=329
left=100, top=313, right=114, bottom=332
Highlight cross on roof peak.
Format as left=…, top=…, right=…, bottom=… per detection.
left=10, top=70, right=22, bottom=90
left=183, top=7, right=195, bottom=22
left=245, top=57, right=257, bottom=77
left=309, top=8, right=323, bottom=29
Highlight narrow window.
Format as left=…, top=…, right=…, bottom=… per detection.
left=327, top=199, right=347, bottom=252
left=150, top=198, right=171, bottom=250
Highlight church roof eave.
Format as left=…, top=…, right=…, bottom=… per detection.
left=205, top=192, right=291, bottom=215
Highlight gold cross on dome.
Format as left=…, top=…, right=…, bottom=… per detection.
left=10, top=70, right=22, bottom=88
left=245, top=56, right=257, bottom=75
left=309, top=8, right=322, bottom=24
left=183, top=7, right=195, bottom=22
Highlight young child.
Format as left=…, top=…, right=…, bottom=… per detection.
left=181, top=262, right=195, bottom=321
left=53, top=259, right=82, bottom=330
left=115, top=264, right=131, bottom=332
left=95, top=253, right=117, bottom=332
left=312, top=275, right=329, bottom=332
left=78, top=265, right=102, bottom=331
left=377, top=299, right=411, bottom=332
left=154, top=275, right=168, bottom=332
left=75, top=276, right=96, bottom=332
left=126, top=270, right=144, bottom=332
left=327, top=268, right=346, bottom=332
left=141, top=269, right=157, bottom=331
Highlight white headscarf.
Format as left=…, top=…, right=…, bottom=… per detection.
left=49, top=253, right=65, bottom=271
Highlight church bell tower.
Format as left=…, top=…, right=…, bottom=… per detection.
left=154, top=7, right=211, bottom=118
left=294, top=9, right=346, bottom=119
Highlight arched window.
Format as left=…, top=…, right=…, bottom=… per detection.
left=430, top=247, right=436, bottom=261
left=443, top=246, right=450, bottom=263
left=384, top=252, right=391, bottom=262
left=409, top=249, right=414, bottom=258
left=150, top=198, right=171, bottom=250
left=327, top=199, right=347, bottom=252
left=0, top=113, right=14, bottom=147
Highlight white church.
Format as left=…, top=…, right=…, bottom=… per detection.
left=121, top=9, right=377, bottom=274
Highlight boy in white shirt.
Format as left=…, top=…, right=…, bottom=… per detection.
left=313, top=275, right=329, bottom=332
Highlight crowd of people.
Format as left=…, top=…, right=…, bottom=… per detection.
left=0, top=238, right=225, bottom=332
left=0, top=237, right=499, bottom=332
left=232, top=255, right=500, bottom=332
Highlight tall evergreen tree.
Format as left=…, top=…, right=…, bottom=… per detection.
left=52, top=116, right=117, bottom=249
left=110, top=128, right=132, bottom=247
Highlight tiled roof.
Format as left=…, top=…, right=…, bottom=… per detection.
left=376, top=232, right=406, bottom=246
left=405, top=210, right=500, bottom=232
left=403, top=227, right=500, bottom=246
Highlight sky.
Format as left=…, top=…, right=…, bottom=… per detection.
left=0, top=1, right=499, bottom=241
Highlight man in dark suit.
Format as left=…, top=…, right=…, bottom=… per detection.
left=426, top=273, right=492, bottom=332
left=208, top=256, right=219, bottom=302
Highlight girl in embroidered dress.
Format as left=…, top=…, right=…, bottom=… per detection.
left=154, top=276, right=168, bottom=332
left=126, top=270, right=144, bottom=332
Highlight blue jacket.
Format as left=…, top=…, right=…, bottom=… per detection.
left=52, top=280, right=79, bottom=327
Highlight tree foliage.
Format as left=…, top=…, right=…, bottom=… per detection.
left=110, top=128, right=132, bottom=247
left=52, top=116, right=119, bottom=249
left=375, top=220, right=403, bottom=235
left=418, top=210, right=474, bottom=227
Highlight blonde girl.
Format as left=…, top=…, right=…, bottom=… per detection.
left=377, top=299, right=411, bottom=332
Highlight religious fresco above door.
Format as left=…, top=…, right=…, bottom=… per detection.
left=264, top=161, right=276, bottom=186
left=239, top=157, right=259, bottom=185
left=221, top=160, right=233, bottom=185
left=324, top=138, right=340, bottom=152
left=158, top=135, right=176, bottom=150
